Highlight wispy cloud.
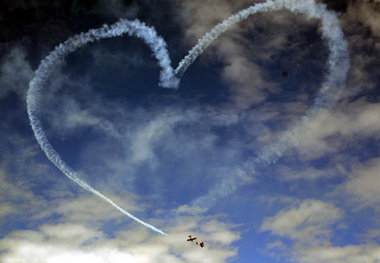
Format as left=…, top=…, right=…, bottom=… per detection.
left=0, top=46, right=33, bottom=99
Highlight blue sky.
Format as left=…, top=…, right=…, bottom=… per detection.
left=1, top=0, right=380, bottom=262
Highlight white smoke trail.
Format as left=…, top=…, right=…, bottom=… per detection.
left=186, top=0, right=349, bottom=208
left=27, top=0, right=349, bottom=232
left=26, top=19, right=179, bottom=235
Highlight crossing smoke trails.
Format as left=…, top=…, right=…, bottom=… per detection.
left=27, top=0, right=348, bottom=233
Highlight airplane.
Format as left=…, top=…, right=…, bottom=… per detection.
left=196, top=241, right=205, bottom=248
left=187, top=235, right=197, bottom=242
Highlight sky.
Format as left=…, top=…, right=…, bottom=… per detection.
left=0, top=0, right=379, bottom=262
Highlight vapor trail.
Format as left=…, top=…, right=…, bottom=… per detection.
left=27, top=19, right=179, bottom=235
left=27, top=0, right=349, bottom=232
left=185, top=0, right=349, bottom=208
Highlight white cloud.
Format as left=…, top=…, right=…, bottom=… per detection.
left=260, top=199, right=343, bottom=246
left=0, top=146, right=239, bottom=263
left=51, top=194, right=143, bottom=224
left=272, top=101, right=380, bottom=160
left=297, top=244, right=380, bottom=263
left=0, top=165, right=52, bottom=222
left=344, top=157, right=380, bottom=208
left=0, top=202, right=240, bottom=263
left=259, top=197, right=380, bottom=262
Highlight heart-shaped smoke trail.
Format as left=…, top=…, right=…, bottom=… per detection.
left=27, top=0, right=349, bottom=235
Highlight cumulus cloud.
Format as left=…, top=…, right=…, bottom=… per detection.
left=271, top=101, right=380, bottom=160
left=0, top=164, right=65, bottom=230
left=344, top=157, right=380, bottom=209
left=51, top=194, right=144, bottom=225
left=0, top=224, right=237, bottom=263
left=0, top=141, right=240, bottom=263
left=297, top=244, right=380, bottom=263
left=260, top=199, right=343, bottom=247
left=259, top=197, right=380, bottom=262
left=0, top=130, right=61, bottom=224
left=258, top=199, right=373, bottom=262
left=0, top=194, right=240, bottom=263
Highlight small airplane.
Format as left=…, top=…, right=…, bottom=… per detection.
left=196, top=241, right=205, bottom=248
left=187, top=235, right=197, bottom=242
left=188, top=235, right=205, bottom=248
